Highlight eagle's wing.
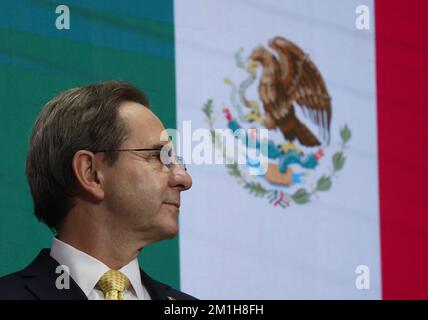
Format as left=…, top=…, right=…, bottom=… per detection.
left=254, top=49, right=289, bottom=123
left=270, top=37, right=332, bottom=143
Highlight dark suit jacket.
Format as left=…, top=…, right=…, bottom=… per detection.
left=0, top=249, right=196, bottom=300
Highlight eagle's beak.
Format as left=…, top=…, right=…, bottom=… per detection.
left=246, top=60, right=260, bottom=76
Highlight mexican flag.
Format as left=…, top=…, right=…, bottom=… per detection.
left=0, top=0, right=427, bottom=299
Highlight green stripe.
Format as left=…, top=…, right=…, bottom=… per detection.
left=0, top=2, right=180, bottom=291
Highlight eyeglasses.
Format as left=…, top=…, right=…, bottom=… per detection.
left=93, top=147, right=187, bottom=171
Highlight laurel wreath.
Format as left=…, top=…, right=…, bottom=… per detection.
left=202, top=99, right=352, bottom=207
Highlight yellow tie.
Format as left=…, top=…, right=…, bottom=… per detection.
left=96, top=270, right=130, bottom=300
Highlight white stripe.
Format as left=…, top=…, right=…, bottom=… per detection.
left=175, top=0, right=380, bottom=299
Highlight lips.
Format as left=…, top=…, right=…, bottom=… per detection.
left=164, top=202, right=180, bottom=209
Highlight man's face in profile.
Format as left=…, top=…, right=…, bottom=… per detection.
left=100, top=101, right=192, bottom=245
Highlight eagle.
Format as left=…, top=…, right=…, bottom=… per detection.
left=249, top=36, right=332, bottom=147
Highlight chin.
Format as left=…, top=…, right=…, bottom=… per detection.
left=164, top=231, right=178, bottom=240
left=161, top=209, right=180, bottom=235
left=163, top=225, right=179, bottom=239
left=155, top=219, right=179, bottom=240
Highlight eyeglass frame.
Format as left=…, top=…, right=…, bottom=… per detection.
left=92, top=147, right=187, bottom=171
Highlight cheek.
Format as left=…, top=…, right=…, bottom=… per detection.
left=125, top=169, right=168, bottom=206
left=103, top=166, right=141, bottom=207
left=103, top=162, right=169, bottom=211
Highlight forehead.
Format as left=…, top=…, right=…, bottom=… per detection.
left=118, top=101, right=167, bottom=147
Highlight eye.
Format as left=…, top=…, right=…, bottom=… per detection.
left=150, top=152, right=162, bottom=161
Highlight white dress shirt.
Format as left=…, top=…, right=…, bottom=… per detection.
left=50, top=237, right=151, bottom=300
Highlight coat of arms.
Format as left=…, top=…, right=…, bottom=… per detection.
left=202, top=36, right=351, bottom=208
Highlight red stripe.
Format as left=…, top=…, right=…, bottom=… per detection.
left=376, top=0, right=428, bottom=299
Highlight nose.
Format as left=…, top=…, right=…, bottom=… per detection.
left=168, top=166, right=192, bottom=191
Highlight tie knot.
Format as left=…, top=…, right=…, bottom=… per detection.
left=96, top=270, right=130, bottom=300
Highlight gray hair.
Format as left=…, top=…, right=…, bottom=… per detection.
left=26, top=80, right=149, bottom=231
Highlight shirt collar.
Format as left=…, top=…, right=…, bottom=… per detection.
left=119, top=257, right=144, bottom=300
left=50, top=237, right=145, bottom=299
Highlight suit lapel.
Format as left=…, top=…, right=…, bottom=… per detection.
left=21, top=249, right=177, bottom=300
left=140, top=268, right=172, bottom=300
left=22, top=249, right=87, bottom=300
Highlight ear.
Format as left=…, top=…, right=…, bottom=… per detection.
left=71, top=150, right=105, bottom=201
